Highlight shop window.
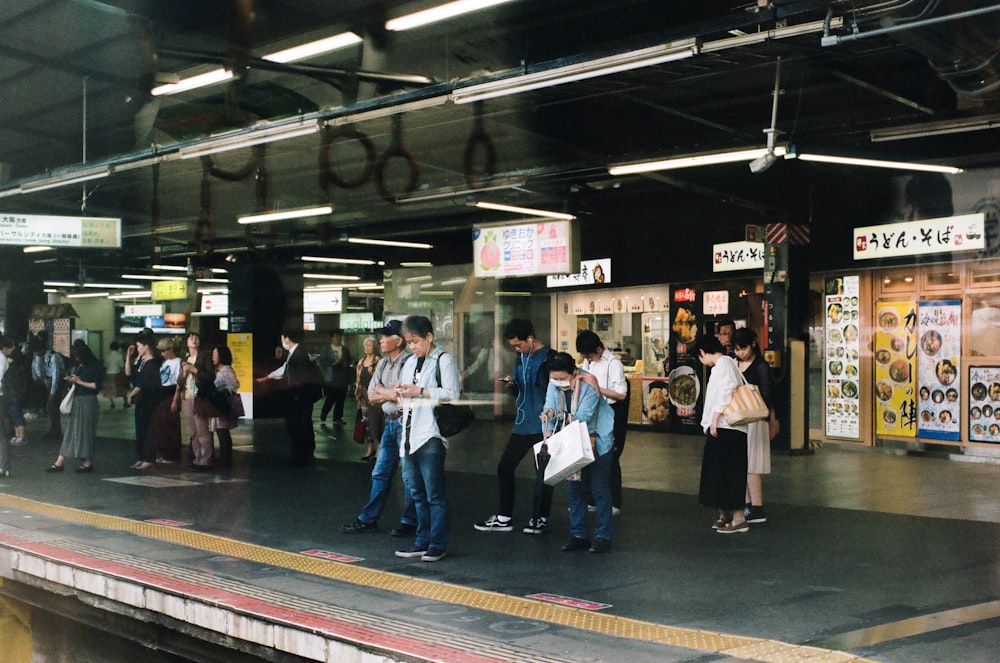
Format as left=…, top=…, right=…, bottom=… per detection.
left=923, top=268, right=961, bottom=290
left=970, top=295, right=1000, bottom=357
left=969, top=264, right=1000, bottom=287
left=878, top=270, right=918, bottom=294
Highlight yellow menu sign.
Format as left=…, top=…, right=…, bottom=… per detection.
left=874, top=301, right=917, bottom=437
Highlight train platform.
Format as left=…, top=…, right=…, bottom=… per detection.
left=1, top=402, right=999, bottom=663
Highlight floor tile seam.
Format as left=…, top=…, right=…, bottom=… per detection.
left=0, top=493, right=872, bottom=663
left=0, top=530, right=575, bottom=663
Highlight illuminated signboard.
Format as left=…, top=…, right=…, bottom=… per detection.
left=854, top=213, right=985, bottom=260
left=0, top=213, right=121, bottom=248
left=473, top=220, right=579, bottom=278
left=151, top=280, right=188, bottom=301
left=546, top=258, right=611, bottom=288
left=713, top=241, right=765, bottom=272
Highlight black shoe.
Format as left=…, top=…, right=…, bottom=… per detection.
left=340, top=519, right=377, bottom=534
left=46, top=464, right=64, bottom=473
left=561, top=537, right=590, bottom=552
left=390, top=523, right=417, bottom=538
left=75, top=465, right=94, bottom=474
left=588, top=538, right=612, bottom=554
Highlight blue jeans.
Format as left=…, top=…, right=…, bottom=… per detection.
left=402, top=438, right=449, bottom=550
left=567, top=449, right=614, bottom=542
left=358, top=419, right=416, bottom=526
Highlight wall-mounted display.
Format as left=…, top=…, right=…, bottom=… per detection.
left=916, top=300, right=961, bottom=441
left=825, top=276, right=861, bottom=439
left=874, top=301, right=917, bottom=437
left=967, top=366, right=1000, bottom=444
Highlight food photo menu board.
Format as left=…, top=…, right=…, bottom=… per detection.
left=874, top=302, right=917, bottom=437
left=824, top=276, right=861, bottom=439
left=967, top=367, right=1000, bottom=444
left=916, top=300, right=961, bottom=441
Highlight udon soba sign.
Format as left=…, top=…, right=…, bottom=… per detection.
left=853, top=213, right=985, bottom=260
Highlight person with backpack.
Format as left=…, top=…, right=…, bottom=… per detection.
left=474, top=319, right=557, bottom=535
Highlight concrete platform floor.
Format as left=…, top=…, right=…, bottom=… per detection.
left=2, top=401, right=999, bottom=662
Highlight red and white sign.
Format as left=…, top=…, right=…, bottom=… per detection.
left=526, top=593, right=612, bottom=611
left=300, top=550, right=362, bottom=563
left=673, top=288, right=696, bottom=303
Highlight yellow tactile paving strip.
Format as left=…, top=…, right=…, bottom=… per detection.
left=0, top=493, right=878, bottom=663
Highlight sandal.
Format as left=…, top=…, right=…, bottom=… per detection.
left=46, top=464, right=64, bottom=473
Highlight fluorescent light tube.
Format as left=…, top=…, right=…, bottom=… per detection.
left=870, top=114, right=1000, bottom=142
left=303, top=273, right=361, bottom=280
left=238, top=205, right=333, bottom=224
left=179, top=123, right=319, bottom=160
left=325, top=95, right=445, bottom=127
left=152, top=69, right=233, bottom=96
left=263, top=32, right=362, bottom=63
left=793, top=153, right=962, bottom=174
left=609, top=147, right=786, bottom=175
left=66, top=291, right=110, bottom=298
left=151, top=264, right=188, bottom=272
left=386, top=0, right=515, bottom=32
left=121, top=274, right=185, bottom=281
left=108, top=291, right=152, bottom=299
left=83, top=282, right=143, bottom=289
left=452, top=39, right=699, bottom=104
left=347, top=237, right=433, bottom=249
left=301, top=256, right=377, bottom=265
left=21, top=166, right=110, bottom=192
left=395, top=178, right=526, bottom=203
left=701, top=18, right=842, bottom=53
left=23, top=246, right=53, bottom=253
left=472, top=201, right=576, bottom=220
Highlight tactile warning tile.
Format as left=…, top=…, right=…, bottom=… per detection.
left=0, top=494, right=876, bottom=662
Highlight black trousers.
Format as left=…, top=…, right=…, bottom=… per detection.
left=320, top=384, right=348, bottom=422
left=497, top=432, right=553, bottom=519
left=286, top=389, right=316, bottom=465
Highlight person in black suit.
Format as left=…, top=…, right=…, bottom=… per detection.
left=256, top=329, right=320, bottom=466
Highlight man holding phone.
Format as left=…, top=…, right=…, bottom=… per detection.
left=474, top=319, right=556, bottom=535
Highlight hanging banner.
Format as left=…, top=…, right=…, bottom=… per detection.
left=824, top=276, right=861, bottom=439
left=968, top=366, right=1000, bottom=443
left=874, top=302, right=917, bottom=437
left=916, top=300, right=961, bottom=441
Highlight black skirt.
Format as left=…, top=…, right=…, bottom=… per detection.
left=698, top=427, right=749, bottom=511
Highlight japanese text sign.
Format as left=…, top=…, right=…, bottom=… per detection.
left=853, top=213, right=985, bottom=260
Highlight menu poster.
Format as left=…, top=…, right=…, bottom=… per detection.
left=967, top=366, right=1000, bottom=443
left=874, top=302, right=918, bottom=437
left=824, top=276, right=861, bottom=439
left=667, top=285, right=703, bottom=434
left=916, top=300, right=961, bottom=441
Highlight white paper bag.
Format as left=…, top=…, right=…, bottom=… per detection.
left=534, top=420, right=594, bottom=485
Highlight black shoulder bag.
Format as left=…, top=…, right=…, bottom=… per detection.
left=433, top=354, right=475, bottom=437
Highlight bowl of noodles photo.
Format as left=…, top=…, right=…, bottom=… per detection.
left=878, top=309, right=899, bottom=332
left=667, top=367, right=700, bottom=409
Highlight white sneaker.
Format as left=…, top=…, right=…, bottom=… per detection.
left=474, top=515, right=513, bottom=532
left=612, top=506, right=621, bottom=516
left=522, top=517, right=549, bottom=535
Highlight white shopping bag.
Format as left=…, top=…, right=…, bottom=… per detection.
left=534, top=420, right=595, bottom=485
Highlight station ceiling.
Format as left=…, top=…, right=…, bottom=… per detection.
left=1, top=0, right=999, bottom=289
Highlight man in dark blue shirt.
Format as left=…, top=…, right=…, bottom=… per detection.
left=474, top=319, right=556, bottom=535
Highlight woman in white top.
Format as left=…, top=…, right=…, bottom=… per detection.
left=694, top=334, right=750, bottom=534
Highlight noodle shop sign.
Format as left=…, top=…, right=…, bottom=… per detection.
left=853, top=213, right=985, bottom=260
left=713, top=241, right=765, bottom=272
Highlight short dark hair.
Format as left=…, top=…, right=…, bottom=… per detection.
left=732, top=327, right=758, bottom=351
left=575, top=330, right=604, bottom=355
left=716, top=319, right=736, bottom=332
left=0, top=336, right=13, bottom=350
left=402, top=315, right=434, bottom=338
left=693, top=334, right=726, bottom=356
left=503, top=319, right=534, bottom=341
left=215, top=345, right=234, bottom=365
left=281, top=329, right=303, bottom=344
left=548, top=351, right=578, bottom=374
left=330, top=328, right=344, bottom=336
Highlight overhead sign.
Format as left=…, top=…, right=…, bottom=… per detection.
left=713, top=241, right=765, bottom=272
left=854, top=213, right=985, bottom=260
left=473, top=220, right=579, bottom=278
left=151, top=280, right=188, bottom=301
left=304, top=289, right=343, bottom=313
left=0, top=213, right=121, bottom=248
left=546, top=258, right=611, bottom=288
left=124, top=304, right=164, bottom=317
left=199, top=294, right=229, bottom=316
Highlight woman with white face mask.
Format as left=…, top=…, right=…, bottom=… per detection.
left=541, top=352, right=615, bottom=553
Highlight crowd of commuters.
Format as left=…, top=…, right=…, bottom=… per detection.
left=1, top=315, right=777, bottom=559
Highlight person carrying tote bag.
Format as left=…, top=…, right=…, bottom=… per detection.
left=540, top=352, right=616, bottom=554
left=733, top=328, right=774, bottom=525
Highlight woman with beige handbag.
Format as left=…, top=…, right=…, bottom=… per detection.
left=694, top=334, right=750, bottom=534
left=733, top=328, right=774, bottom=525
